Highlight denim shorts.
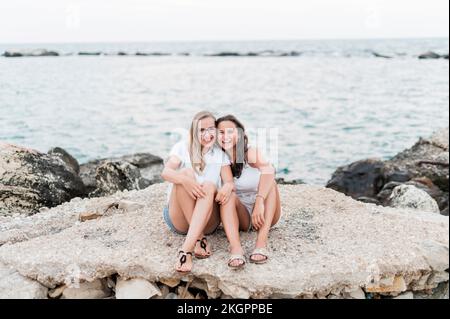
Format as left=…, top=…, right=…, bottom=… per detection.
left=163, top=205, right=188, bottom=235
left=163, top=205, right=220, bottom=236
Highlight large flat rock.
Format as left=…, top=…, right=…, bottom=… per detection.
left=0, top=183, right=448, bottom=298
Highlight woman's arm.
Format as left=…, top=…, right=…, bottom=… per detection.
left=248, top=147, right=276, bottom=230
left=248, top=147, right=276, bottom=199
left=215, top=165, right=235, bottom=205
left=161, top=156, right=206, bottom=199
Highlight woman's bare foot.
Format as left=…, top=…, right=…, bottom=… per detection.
left=228, top=246, right=246, bottom=268
left=249, top=246, right=269, bottom=264
left=194, top=237, right=212, bottom=259
left=175, top=251, right=193, bottom=273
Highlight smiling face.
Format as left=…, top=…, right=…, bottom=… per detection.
left=197, top=116, right=217, bottom=148
left=217, top=120, right=239, bottom=151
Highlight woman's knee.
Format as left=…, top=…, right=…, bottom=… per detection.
left=220, top=192, right=237, bottom=210
left=202, top=181, right=217, bottom=195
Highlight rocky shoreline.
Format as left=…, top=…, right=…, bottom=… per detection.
left=2, top=49, right=449, bottom=59
left=326, top=127, right=449, bottom=216
left=0, top=128, right=448, bottom=299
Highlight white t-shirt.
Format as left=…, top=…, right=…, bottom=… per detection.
left=166, top=140, right=231, bottom=203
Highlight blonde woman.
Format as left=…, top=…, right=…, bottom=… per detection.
left=216, top=115, right=281, bottom=268
left=161, top=111, right=234, bottom=273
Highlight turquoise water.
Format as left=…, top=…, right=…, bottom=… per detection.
left=0, top=39, right=448, bottom=185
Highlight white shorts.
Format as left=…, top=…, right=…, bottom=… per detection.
left=237, top=192, right=256, bottom=216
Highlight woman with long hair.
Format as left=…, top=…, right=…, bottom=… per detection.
left=161, top=111, right=234, bottom=273
left=216, top=115, right=281, bottom=269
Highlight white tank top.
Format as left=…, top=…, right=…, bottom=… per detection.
left=234, top=164, right=261, bottom=196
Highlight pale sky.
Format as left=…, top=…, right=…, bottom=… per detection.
left=1, top=0, right=449, bottom=43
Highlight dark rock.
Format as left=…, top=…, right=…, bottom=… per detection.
left=3, top=51, right=23, bottom=57
left=376, top=181, right=403, bottom=204
left=385, top=170, right=412, bottom=183
left=78, top=52, right=102, bottom=56
left=383, top=128, right=449, bottom=192
left=326, top=158, right=386, bottom=199
left=276, top=178, right=305, bottom=185
left=418, top=51, right=441, bottom=59
left=288, top=51, right=302, bottom=57
left=0, top=142, right=86, bottom=215
left=357, top=196, right=381, bottom=205
left=4, top=49, right=59, bottom=57
left=37, top=50, right=59, bottom=57
left=207, top=52, right=242, bottom=57
left=135, top=52, right=170, bottom=56
left=90, top=161, right=151, bottom=197
left=48, top=147, right=80, bottom=175
left=79, top=153, right=164, bottom=195
left=372, top=52, right=393, bottom=59
left=377, top=177, right=448, bottom=213
left=328, top=128, right=449, bottom=214
left=442, top=54, right=449, bottom=60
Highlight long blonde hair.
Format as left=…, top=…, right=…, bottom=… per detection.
left=189, top=111, right=216, bottom=174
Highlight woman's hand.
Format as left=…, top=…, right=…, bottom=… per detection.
left=181, top=176, right=206, bottom=200
left=215, top=183, right=233, bottom=205
left=252, top=197, right=266, bottom=230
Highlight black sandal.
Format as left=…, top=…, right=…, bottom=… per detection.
left=176, top=250, right=193, bottom=273
left=195, top=237, right=211, bottom=259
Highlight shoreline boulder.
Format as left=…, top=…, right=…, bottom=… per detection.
left=0, top=142, right=86, bottom=216
left=388, top=185, right=440, bottom=214
left=326, top=127, right=449, bottom=215
left=79, top=153, right=164, bottom=196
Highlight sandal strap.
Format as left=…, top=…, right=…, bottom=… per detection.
left=196, top=237, right=208, bottom=250
left=228, top=254, right=246, bottom=264
left=178, top=250, right=193, bottom=266
left=250, top=248, right=269, bottom=258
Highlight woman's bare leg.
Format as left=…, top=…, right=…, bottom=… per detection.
left=180, top=181, right=217, bottom=259
left=252, top=182, right=281, bottom=261
left=220, top=193, right=250, bottom=266
left=171, top=169, right=219, bottom=257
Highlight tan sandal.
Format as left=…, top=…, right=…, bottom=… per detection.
left=227, top=254, right=246, bottom=269
left=249, top=247, right=269, bottom=264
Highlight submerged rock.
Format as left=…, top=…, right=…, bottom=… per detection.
left=78, top=52, right=102, bottom=56
left=0, top=142, right=86, bottom=215
left=0, top=183, right=447, bottom=299
left=418, top=51, right=442, bottom=59
left=276, top=177, right=305, bottom=185
left=3, top=49, right=59, bottom=57
left=372, top=52, right=393, bottom=59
